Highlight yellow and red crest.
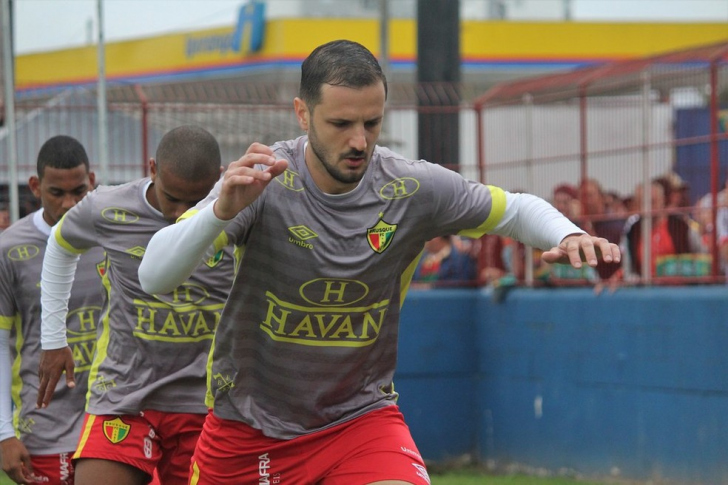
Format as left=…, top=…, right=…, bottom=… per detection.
left=102, top=417, right=130, bottom=444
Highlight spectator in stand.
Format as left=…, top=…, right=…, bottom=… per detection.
left=621, top=179, right=704, bottom=281
left=661, top=172, right=691, bottom=209
left=552, top=183, right=581, bottom=222
left=717, top=201, right=728, bottom=280
left=604, top=191, right=628, bottom=217
left=413, top=235, right=478, bottom=288
left=579, top=178, right=624, bottom=281
left=654, top=174, right=705, bottom=254
left=693, top=177, right=728, bottom=252
left=478, top=233, right=508, bottom=285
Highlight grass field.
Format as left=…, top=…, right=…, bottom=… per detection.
left=0, top=469, right=614, bottom=485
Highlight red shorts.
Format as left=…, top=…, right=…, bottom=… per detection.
left=190, top=405, right=431, bottom=485
left=29, top=453, right=74, bottom=485
left=73, top=410, right=205, bottom=485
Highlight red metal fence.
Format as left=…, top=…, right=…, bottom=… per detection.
left=3, top=40, right=728, bottom=287
left=474, top=40, right=728, bottom=287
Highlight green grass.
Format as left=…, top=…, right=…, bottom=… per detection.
left=430, top=470, right=611, bottom=485
left=0, top=469, right=614, bottom=485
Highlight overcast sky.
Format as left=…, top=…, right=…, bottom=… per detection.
left=11, top=0, right=728, bottom=55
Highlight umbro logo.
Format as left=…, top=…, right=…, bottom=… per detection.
left=288, top=225, right=317, bottom=250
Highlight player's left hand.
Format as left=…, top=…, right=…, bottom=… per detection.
left=36, top=347, right=75, bottom=409
left=541, top=233, right=620, bottom=268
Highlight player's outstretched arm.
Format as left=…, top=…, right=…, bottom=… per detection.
left=541, top=233, right=620, bottom=268
left=0, top=330, right=32, bottom=483
left=37, top=227, right=80, bottom=408
left=139, top=143, right=288, bottom=295
left=491, top=191, right=620, bottom=268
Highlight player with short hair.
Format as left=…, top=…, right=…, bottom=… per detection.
left=0, top=135, right=101, bottom=485
left=138, top=40, right=620, bottom=485
left=36, top=126, right=237, bottom=485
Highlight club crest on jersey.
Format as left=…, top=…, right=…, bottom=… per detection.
left=367, top=213, right=397, bottom=254
left=102, top=417, right=130, bottom=444
left=96, top=260, right=107, bottom=278
left=205, top=249, right=225, bottom=268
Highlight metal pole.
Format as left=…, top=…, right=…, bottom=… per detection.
left=640, top=71, right=652, bottom=284
left=1, top=0, right=19, bottom=223
left=709, top=61, right=720, bottom=278
left=524, top=93, right=534, bottom=286
left=97, top=0, right=109, bottom=184
left=379, top=0, right=389, bottom=81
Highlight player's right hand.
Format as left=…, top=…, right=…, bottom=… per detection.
left=36, top=347, right=75, bottom=409
left=0, top=437, right=34, bottom=484
left=214, top=142, right=288, bottom=221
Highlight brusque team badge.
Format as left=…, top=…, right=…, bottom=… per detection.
left=367, top=213, right=397, bottom=254
left=102, top=417, right=131, bottom=444
left=205, top=249, right=225, bottom=268
left=96, top=260, right=107, bottom=278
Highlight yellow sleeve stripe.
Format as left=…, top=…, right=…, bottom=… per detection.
left=53, top=216, right=86, bottom=255
left=458, top=185, right=507, bottom=239
left=213, top=231, right=230, bottom=254
left=178, top=208, right=229, bottom=253
left=176, top=209, right=198, bottom=223
left=0, top=315, right=15, bottom=330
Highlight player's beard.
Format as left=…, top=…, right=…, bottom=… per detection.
left=307, top=125, right=369, bottom=186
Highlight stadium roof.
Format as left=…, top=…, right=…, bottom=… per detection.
left=474, top=39, right=728, bottom=107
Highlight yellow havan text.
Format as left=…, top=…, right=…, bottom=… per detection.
left=67, top=306, right=101, bottom=372
left=132, top=298, right=223, bottom=342
left=261, top=291, right=389, bottom=347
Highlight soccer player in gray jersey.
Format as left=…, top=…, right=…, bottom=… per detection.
left=36, top=126, right=237, bottom=485
left=0, top=135, right=101, bottom=485
left=139, top=41, right=621, bottom=485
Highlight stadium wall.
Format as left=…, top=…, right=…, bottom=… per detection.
left=397, top=287, right=728, bottom=484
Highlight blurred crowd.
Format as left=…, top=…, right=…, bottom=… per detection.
left=412, top=172, right=728, bottom=290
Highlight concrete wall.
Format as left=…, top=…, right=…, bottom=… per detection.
left=396, top=287, right=728, bottom=484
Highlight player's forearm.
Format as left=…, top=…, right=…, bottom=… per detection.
left=494, top=192, right=585, bottom=249
left=40, top=229, right=80, bottom=350
left=139, top=202, right=230, bottom=295
left=0, top=329, right=15, bottom=441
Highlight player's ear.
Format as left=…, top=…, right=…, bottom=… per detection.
left=28, top=175, right=41, bottom=198
left=294, top=97, right=309, bottom=131
left=148, top=158, right=158, bottom=179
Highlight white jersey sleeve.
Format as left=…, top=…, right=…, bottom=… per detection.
left=40, top=226, right=80, bottom=350
left=0, top=328, right=14, bottom=442
left=494, top=191, right=585, bottom=249
left=139, top=202, right=230, bottom=295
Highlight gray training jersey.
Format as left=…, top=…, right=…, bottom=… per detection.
left=54, top=178, right=237, bottom=415
left=0, top=210, right=105, bottom=454
left=197, top=136, right=505, bottom=439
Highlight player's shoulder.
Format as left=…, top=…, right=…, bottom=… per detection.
left=0, top=214, right=38, bottom=247
left=0, top=216, right=45, bottom=269
left=271, top=136, right=305, bottom=166
left=92, top=178, right=146, bottom=199
left=78, top=179, right=148, bottom=216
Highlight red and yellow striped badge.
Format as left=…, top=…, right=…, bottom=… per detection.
left=367, top=214, right=397, bottom=254
left=102, top=417, right=130, bottom=444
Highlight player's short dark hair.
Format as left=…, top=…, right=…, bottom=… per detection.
left=36, top=135, right=90, bottom=179
left=299, top=39, right=388, bottom=108
left=155, top=125, right=221, bottom=181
